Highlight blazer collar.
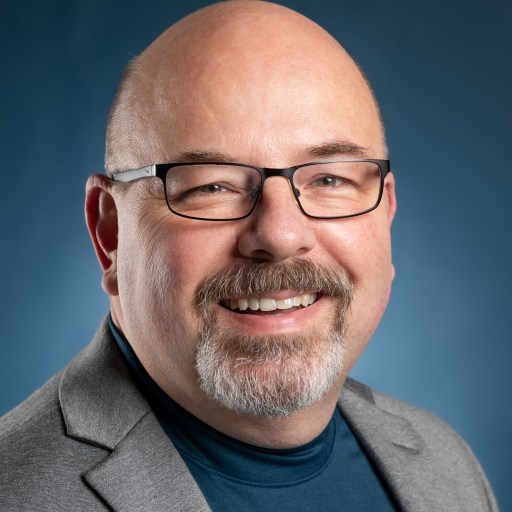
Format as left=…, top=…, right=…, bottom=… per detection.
left=59, top=318, right=211, bottom=511
left=59, top=318, right=150, bottom=449
left=339, top=379, right=467, bottom=512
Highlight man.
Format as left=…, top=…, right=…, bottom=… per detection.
left=0, top=1, right=498, bottom=510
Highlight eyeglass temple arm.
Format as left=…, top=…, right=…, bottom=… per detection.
left=110, top=165, right=157, bottom=182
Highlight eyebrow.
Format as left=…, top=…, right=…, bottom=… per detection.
left=305, top=140, right=371, bottom=159
left=173, top=140, right=370, bottom=165
left=175, top=150, right=238, bottom=163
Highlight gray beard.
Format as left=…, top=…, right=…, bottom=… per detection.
left=195, top=309, right=346, bottom=418
left=193, top=259, right=352, bottom=418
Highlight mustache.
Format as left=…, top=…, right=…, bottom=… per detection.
left=195, top=259, right=353, bottom=309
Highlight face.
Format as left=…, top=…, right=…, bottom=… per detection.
left=104, top=21, right=396, bottom=418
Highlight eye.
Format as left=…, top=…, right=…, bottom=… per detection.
left=313, top=175, right=347, bottom=187
left=200, top=183, right=227, bottom=193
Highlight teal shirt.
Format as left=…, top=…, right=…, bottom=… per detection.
left=110, top=318, right=398, bottom=511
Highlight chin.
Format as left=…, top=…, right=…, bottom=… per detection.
left=195, top=327, right=346, bottom=418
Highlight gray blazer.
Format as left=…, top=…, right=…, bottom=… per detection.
left=0, top=320, right=499, bottom=511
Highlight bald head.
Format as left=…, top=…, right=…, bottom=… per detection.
left=105, top=0, right=385, bottom=172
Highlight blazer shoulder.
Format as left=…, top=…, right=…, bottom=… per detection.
left=0, top=371, right=62, bottom=441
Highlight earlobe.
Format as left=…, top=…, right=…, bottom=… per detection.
left=85, top=174, right=119, bottom=296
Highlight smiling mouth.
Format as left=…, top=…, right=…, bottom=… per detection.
left=221, top=293, right=318, bottom=313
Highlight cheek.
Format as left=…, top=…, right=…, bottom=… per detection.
left=160, top=222, right=240, bottom=293
left=318, top=215, right=392, bottom=283
left=316, top=215, right=393, bottom=367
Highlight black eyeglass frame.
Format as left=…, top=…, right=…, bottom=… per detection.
left=110, top=159, right=391, bottom=221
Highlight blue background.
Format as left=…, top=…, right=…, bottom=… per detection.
left=1, top=0, right=510, bottom=508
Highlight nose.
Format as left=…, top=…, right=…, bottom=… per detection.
left=237, top=177, right=316, bottom=261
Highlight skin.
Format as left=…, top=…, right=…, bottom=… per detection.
left=85, top=1, right=396, bottom=449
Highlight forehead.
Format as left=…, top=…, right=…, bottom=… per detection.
left=133, top=17, right=384, bottom=165
left=151, top=75, right=381, bottom=167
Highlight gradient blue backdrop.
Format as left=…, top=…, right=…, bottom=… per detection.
left=1, top=0, right=510, bottom=508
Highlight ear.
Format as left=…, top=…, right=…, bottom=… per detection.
left=384, top=172, right=397, bottom=281
left=384, top=172, right=397, bottom=227
left=85, top=174, right=119, bottom=296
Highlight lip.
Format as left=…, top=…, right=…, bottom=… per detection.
left=217, top=295, right=325, bottom=336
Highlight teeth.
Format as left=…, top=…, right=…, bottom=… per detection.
left=248, top=298, right=259, bottom=311
left=259, top=298, right=277, bottom=311
left=277, top=298, right=294, bottom=310
left=223, top=293, right=318, bottom=312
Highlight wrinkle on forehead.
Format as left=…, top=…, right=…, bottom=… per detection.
left=105, top=0, right=385, bottom=172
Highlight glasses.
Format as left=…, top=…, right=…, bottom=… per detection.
left=110, top=159, right=390, bottom=221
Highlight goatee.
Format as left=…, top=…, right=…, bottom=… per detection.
left=194, top=259, right=353, bottom=418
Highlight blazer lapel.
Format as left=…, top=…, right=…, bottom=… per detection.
left=84, top=412, right=211, bottom=511
left=339, top=379, right=466, bottom=512
left=59, top=319, right=211, bottom=511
